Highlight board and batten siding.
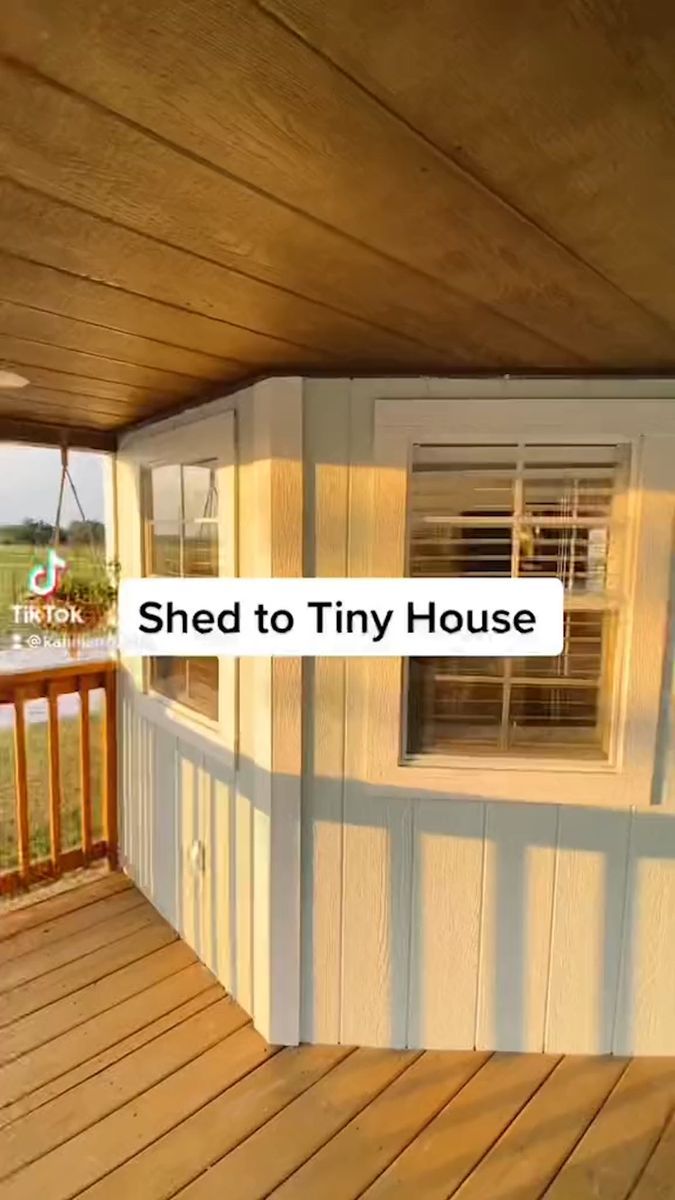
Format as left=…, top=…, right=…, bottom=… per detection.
left=116, top=378, right=303, bottom=1044
left=301, top=378, right=675, bottom=1056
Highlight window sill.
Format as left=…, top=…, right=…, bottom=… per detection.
left=147, top=686, right=219, bottom=733
left=133, top=686, right=229, bottom=762
left=400, top=751, right=617, bottom=775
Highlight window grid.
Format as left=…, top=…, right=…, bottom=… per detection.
left=406, top=442, right=629, bottom=758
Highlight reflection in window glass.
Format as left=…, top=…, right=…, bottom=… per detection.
left=144, top=460, right=220, bottom=721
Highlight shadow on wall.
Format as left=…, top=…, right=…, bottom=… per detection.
left=119, top=660, right=675, bottom=1057
left=301, top=778, right=675, bottom=1057
left=299, top=636, right=675, bottom=1056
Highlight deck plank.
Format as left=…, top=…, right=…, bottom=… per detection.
left=0, top=878, right=669, bottom=1200
left=0, top=917, right=176, bottom=1028
left=0, top=873, right=131, bottom=941
left=0, top=995, right=248, bottom=1177
left=183, top=1048, right=486, bottom=1200
left=451, top=1055, right=627, bottom=1200
left=542, top=1057, right=675, bottom=1199
left=630, top=1108, right=675, bottom=1200
left=267, top=1051, right=494, bottom=1200
left=0, top=937, right=192, bottom=1063
left=79, top=1044, right=354, bottom=1200
left=0, top=899, right=159, bottom=994
left=0, top=977, right=221, bottom=1124
left=0, top=887, right=145, bottom=967
left=1, top=1026, right=275, bottom=1200
left=360, top=1051, right=558, bottom=1200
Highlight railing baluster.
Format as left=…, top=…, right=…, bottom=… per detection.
left=47, top=683, right=62, bottom=873
left=13, top=690, right=30, bottom=883
left=103, top=670, right=118, bottom=868
left=79, top=682, right=92, bottom=861
left=0, top=661, right=117, bottom=896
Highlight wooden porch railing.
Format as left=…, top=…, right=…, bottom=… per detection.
left=0, top=661, right=117, bottom=895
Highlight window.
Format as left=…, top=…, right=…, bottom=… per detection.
left=143, top=459, right=219, bottom=721
left=406, top=443, right=629, bottom=759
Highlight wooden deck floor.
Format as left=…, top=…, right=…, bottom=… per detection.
left=1, top=873, right=674, bottom=1200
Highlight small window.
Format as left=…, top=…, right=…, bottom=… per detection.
left=143, top=459, right=219, bottom=721
left=405, top=443, right=629, bottom=759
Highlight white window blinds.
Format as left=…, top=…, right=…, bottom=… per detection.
left=406, top=443, right=630, bottom=758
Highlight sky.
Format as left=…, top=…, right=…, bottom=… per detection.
left=0, top=445, right=105, bottom=526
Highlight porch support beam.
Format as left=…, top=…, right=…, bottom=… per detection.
left=243, top=376, right=303, bottom=1045
left=0, top=416, right=117, bottom=452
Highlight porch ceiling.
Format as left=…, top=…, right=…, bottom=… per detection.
left=1, top=1, right=675, bottom=443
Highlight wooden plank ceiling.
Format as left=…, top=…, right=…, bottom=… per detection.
left=1, top=0, right=675, bottom=444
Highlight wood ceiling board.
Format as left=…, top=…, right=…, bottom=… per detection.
left=0, top=416, right=116, bottom=450
left=0, top=62, right=576, bottom=370
left=264, top=0, right=675, bottom=332
left=0, top=395, right=134, bottom=430
left=16, top=381, right=173, bottom=418
left=0, top=185, right=452, bottom=370
left=0, top=300, right=242, bottom=380
left=0, top=334, right=210, bottom=395
left=5, top=362, right=204, bottom=407
left=14, top=379, right=177, bottom=420
left=2, top=1, right=673, bottom=366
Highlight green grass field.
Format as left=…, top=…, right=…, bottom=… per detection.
left=0, top=708, right=104, bottom=872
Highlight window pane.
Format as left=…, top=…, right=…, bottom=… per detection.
left=149, top=465, right=181, bottom=522
left=150, top=657, right=218, bottom=721
left=509, top=683, right=601, bottom=753
left=183, top=522, right=218, bottom=576
left=410, top=524, right=513, bottom=578
left=407, top=659, right=502, bottom=753
left=517, top=524, right=612, bottom=593
left=183, top=462, right=218, bottom=522
left=150, top=658, right=187, bottom=705
left=409, top=445, right=515, bottom=578
left=522, top=447, right=619, bottom=521
left=518, top=446, right=626, bottom=594
left=412, top=445, right=517, bottom=517
left=185, top=658, right=218, bottom=721
left=144, top=460, right=221, bottom=722
left=511, top=612, right=605, bottom=681
left=148, top=522, right=181, bottom=575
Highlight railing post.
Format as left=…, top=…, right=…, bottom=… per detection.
left=47, top=683, right=62, bottom=873
left=13, top=690, right=30, bottom=885
left=103, top=668, right=118, bottom=868
left=79, top=683, right=92, bottom=861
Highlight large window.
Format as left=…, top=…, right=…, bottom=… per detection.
left=406, top=443, right=629, bottom=759
left=143, top=459, right=219, bottom=721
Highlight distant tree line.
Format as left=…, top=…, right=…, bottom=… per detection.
left=0, top=518, right=106, bottom=546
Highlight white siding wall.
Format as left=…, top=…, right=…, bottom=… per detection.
left=118, top=678, right=247, bottom=997
left=301, top=378, right=675, bottom=1056
left=116, top=379, right=303, bottom=1043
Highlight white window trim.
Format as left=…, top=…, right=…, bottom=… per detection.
left=366, top=396, right=675, bottom=808
left=120, top=408, right=236, bottom=756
